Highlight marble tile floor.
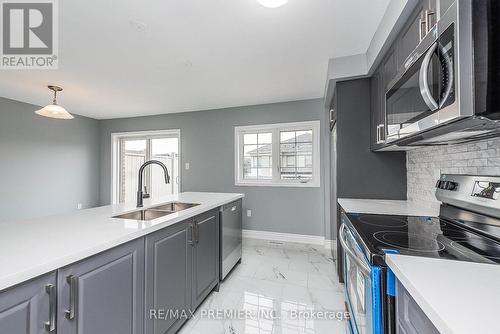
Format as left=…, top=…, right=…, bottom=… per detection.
left=178, top=239, right=347, bottom=334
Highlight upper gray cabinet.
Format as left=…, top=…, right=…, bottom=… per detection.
left=396, top=3, right=425, bottom=69
left=192, top=209, right=220, bottom=309
left=370, top=69, right=384, bottom=150
left=145, top=220, right=193, bottom=334
left=371, top=0, right=450, bottom=150
left=0, top=273, right=57, bottom=334
left=57, top=238, right=145, bottom=334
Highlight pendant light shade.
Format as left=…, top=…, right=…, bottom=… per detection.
left=35, top=85, right=74, bottom=120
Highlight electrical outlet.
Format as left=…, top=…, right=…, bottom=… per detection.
left=185, top=162, right=190, bottom=170
left=77, top=203, right=83, bottom=210
left=247, top=209, right=252, bottom=217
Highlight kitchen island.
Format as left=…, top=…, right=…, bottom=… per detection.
left=0, top=192, right=243, bottom=334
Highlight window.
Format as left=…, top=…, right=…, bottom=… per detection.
left=235, top=121, right=320, bottom=187
left=111, top=130, right=180, bottom=204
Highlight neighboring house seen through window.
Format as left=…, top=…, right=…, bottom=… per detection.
left=235, top=121, right=320, bottom=187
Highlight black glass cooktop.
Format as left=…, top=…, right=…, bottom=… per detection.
left=344, top=212, right=500, bottom=266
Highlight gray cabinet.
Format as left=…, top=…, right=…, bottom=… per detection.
left=57, top=238, right=145, bottom=334
left=396, top=3, right=425, bottom=69
left=370, top=68, right=384, bottom=150
left=0, top=273, right=56, bottom=334
left=396, top=280, right=439, bottom=334
left=192, top=209, right=220, bottom=309
left=145, top=220, right=193, bottom=334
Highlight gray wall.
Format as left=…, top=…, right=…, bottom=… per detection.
left=0, top=97, right=101, bottom=222
left=100, top=99, right=328, bottom=237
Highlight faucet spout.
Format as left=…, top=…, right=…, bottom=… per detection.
left=136, top=160, right=171, bottom=208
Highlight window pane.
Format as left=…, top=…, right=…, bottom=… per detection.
left=151, top=137, right=179, bottom=197
left=280, top=143, right=295, bottom=155
left=258, top=168, right=272, bottom=179
left=244, top=133, right=257, bottom=145
left=244, top=145, right=258, bottom=156
left=244, top=167, right=258, bottom=179
left=296, top=142, right=312, bottom=154
left=258, top=156, right=272, bottom=167
left=118, top=134, right=180, bottom=204
left=279, top=129, right=313, bottom=181
left=297, top=167, right=313, bottom=179
left=280, top=131, right=295, bottom=142
left=296, top=130, right=312, bottom=142
left=258, top=133, right=272, bottom=144
left=243, top=132, right=272, bottom=180
left=121, top=139, right=147, bottom=203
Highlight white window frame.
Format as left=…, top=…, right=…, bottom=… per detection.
left=110, top=129, right=181, bottom=204
left=234, top=120, right=321, bottom=187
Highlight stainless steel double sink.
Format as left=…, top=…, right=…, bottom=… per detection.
left=112, top=202, right=199, bottom=221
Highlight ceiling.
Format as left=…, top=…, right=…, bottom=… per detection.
left=0, top=0, right=390, bottom=119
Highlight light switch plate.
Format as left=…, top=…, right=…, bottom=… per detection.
left=247, top=209, right=252, bottom=217
left=185, top=162, right=190, bottom=170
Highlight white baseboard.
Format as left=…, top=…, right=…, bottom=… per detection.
left=243, top=229, right=336, bottom=250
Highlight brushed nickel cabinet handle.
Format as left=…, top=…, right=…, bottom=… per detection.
left=425, top=9, right=435, bottom=33
left=65, top=275, right=78, bottom=320
left=44, top=284, right=56, bottom=332
left=188, top=223, right=195, bottom=246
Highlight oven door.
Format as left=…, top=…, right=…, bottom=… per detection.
left=340, top=223, right=383, bottom=334
left=385, top=23, right=456, bottom=142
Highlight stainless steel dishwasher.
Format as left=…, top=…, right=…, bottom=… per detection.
left=220, top=199, right=242, bottom=280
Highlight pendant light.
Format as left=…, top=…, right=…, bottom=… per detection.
left=257, top=0, right=288, bottom=8
left=35, top=85, right=74, bottom=120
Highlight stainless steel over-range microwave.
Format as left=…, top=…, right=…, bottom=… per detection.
left=384, top=0, right=500, bottom=147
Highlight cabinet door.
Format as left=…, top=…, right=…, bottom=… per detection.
left=0, top=273, right=56, bottom=334
left=145, top=220, right=192, bottom=334
left=370, top=69, right=383, bottom=150
left=396, top=280, right=439, bottom=334
left=58, top=238, right=145, bottom=334
left=397, top=4, right=424, bottom=69
left=382, top=47, right=398, bottom=91
left=192, top=209, right=220, bottom=309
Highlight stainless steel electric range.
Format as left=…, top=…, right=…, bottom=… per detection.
left=340, top=174, right=500, bottom=334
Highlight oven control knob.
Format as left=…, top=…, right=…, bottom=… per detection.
left=445, top=181, right=458, bottom=191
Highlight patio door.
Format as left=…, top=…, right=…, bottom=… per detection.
left=112, top=130, right=180, bottom=204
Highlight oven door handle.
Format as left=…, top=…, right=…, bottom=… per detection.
left=419, top=42, right=439, bottom=111
left=339, top=223, right=371, bottom=275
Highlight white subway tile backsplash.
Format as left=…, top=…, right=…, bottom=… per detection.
left=407, top=138, right=500, bottom=206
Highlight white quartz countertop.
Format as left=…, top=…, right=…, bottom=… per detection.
left=0, top=192, right=243, bottom=292
left=338, top=198, right=440, bottom=217
left=386, top=254, right=500, bottom=334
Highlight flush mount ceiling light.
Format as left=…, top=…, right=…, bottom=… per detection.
left=257, top=0, right=288, bottom=8
left=35, top=85, right=74, bottom=120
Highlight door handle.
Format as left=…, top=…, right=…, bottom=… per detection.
left=425, top=9, right=435, bottom=33
left=379, top=124, right=385, bottom=143
left=193, top=221, right=199, bottom=244
left=339, top=224, right=371, bottom=275
left=419, top=16, right=426, bottom=41
left=65, top=275, right=78, bottom=320
left=376, top=125, right=380, bottom=144
left=419, top=42, right=439, bottom=111
left=44, top=284, right=56, bottom=332
left=188, top=223, right=195, bottom=246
